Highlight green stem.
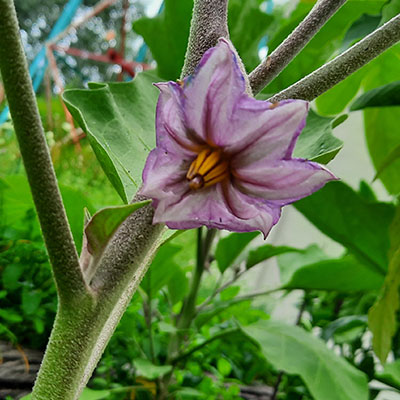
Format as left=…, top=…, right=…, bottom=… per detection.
left=177, top=228, right=216, bottom=332
left=0, top=0, right=86, bottom=302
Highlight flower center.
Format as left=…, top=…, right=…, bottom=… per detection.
left=186, top=149, right=229, bottom=190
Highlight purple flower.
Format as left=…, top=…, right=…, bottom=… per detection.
left=140, top=38, right=336, bottom=237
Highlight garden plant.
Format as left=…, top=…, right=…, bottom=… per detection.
left=1, top=0, right=400, bottom=399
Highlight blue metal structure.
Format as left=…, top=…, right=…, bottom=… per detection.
left=0, top=0, right=83, bottom=124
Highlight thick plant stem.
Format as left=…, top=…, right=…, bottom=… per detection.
left=181, top=0, right=229, bottom=78
left=32, top=202, right=164, bottom=399
left=249, top=0, right=347, bottom=94
left=266, top=14, right=400, bottom=101
left=0, top=0, right=86, bottom=301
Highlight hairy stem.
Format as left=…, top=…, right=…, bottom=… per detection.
left=0, top=0, right=86, bottom=301
left=249, top=0, right=347, bottom=94
left=181, top=0, right=229, bottom=78
left=266, top=14, right=400, bottom=101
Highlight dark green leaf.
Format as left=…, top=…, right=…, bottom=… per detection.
left=341, top=13, right=381, bottom=51
left=351, top=81, right=400, bottom=110
left=132, top=0, right=193, bottom=80
left=85, top=201, right=150, bottom=261
left=133, top=358, right=172, bottom=380
left=294, top=181, right=394, bottom=274
left=293, top=109, right=343, bottom=164
left=64, top=72, right=161, bottom=202
left=322, top=316, right=368, bottom=341
left=242, top=319, right=369, bottom=400
left=215, top=232, right=259, bottom=273
left=246, top=245, right=300, bottom=270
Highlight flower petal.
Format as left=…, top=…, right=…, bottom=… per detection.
left=154, top=82, right=201, bottom=156
left=182, top=38, right=246, bottom=144
left=140, top=148, right=188, bottom=200
left=153, top=182, right=280, bottom=237
left=234, top=158, right=337, bottom=205
left=228, top=99, right=309, bottom=164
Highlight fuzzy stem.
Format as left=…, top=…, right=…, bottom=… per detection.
left=267, top=14, right=400, bottom=101
left=0, top=0, right=86, bottom=301
left=249, top=0, right=347, bottom=94
left=180, top=0, right=229, bottom=78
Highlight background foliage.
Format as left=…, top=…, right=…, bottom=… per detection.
left=1, top=0, right=400, bottom=399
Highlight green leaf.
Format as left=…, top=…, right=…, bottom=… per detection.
left=0, top=175, right=93, bottom=251
left=242, top=319, right=369, bottom=400
left=362, top=44, right=400, bottom=194
left=22, top=389, right=113, bottom=400
left=215, top=232, right=259, bottom=273
left=21, top=290, right=42, bottom=316
left=341, top=13, right=381, bottom=51
left=85, top=201, right=149, bottom=261
left=351, top=80, right=400, bottom=110
left=228, top=0, right=273, bottom=70
left=322, top=316, right=368, bottom=341
left=64, top=72, right=161, bottom=202
left=376, top=359, right=400, bottom=389
left=373, top=143, right=400, bottom=181
left=2, top=264, right=24, bottom=291
left=133, top=358, right=172, bottom=380
left=294, top=181, right=395, bottom=274
left=282, top=255, right=384, bottom=292
left=132, top=0, right=193, bottom=80
left=316, top=69, right=366, bottom=116
left=246, top=245, right=300, bottom=270
left=368, top=206, right=400, bottom=363
left=265, top=0, right=386, bottom=94
left=217, top=357, right=232, bottom=377
left=293, top=109, right=343, bottom=164
left=380, top=0, right=400, bottom=25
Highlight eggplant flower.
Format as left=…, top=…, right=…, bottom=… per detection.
left=140, top=38, right=336, bottom=237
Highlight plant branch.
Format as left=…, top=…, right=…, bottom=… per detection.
left=181, top=0, right=229, bottom=78
left=267, top=14, right=400, bottom=101
left=0, top=0, right=86, bottom=301
left=250, top=0, right=347, bottom=94
left=171, top=328, right=240, bottom=365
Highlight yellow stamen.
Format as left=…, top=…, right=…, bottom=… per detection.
left=186, top=149, right=211, bottom=180
left=186, top=149, right=229, bottom=190
left=197, top=150, right=221, bottom=176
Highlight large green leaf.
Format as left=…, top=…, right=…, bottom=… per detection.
left=294, top=181, right=395, bottom=274
left=368, top=206, right=400, bottom=363
left=242, top=319, right=369, bottom=400
left=376, top=359, right=400, bottom=389
left=265, top=0, right=386, bottom=94
left=316, top=68, right=366, bottom=116
left=294, top=109, right=344, bottom=164
left=282, top=255, right=384, bottom=292
left=132, top=0, right=193, bottom=80
left=64, top=72, right=161, bottom=203
left=351, top=81, right=400, bottom=110
left=215, top=232, right=259, bottom=273
left=362, top=44, right=400, bottom=194
left=228, top=0, right=273, bottom=70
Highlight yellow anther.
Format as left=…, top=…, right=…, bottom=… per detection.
left=186, top=149, right=229, bottom=190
